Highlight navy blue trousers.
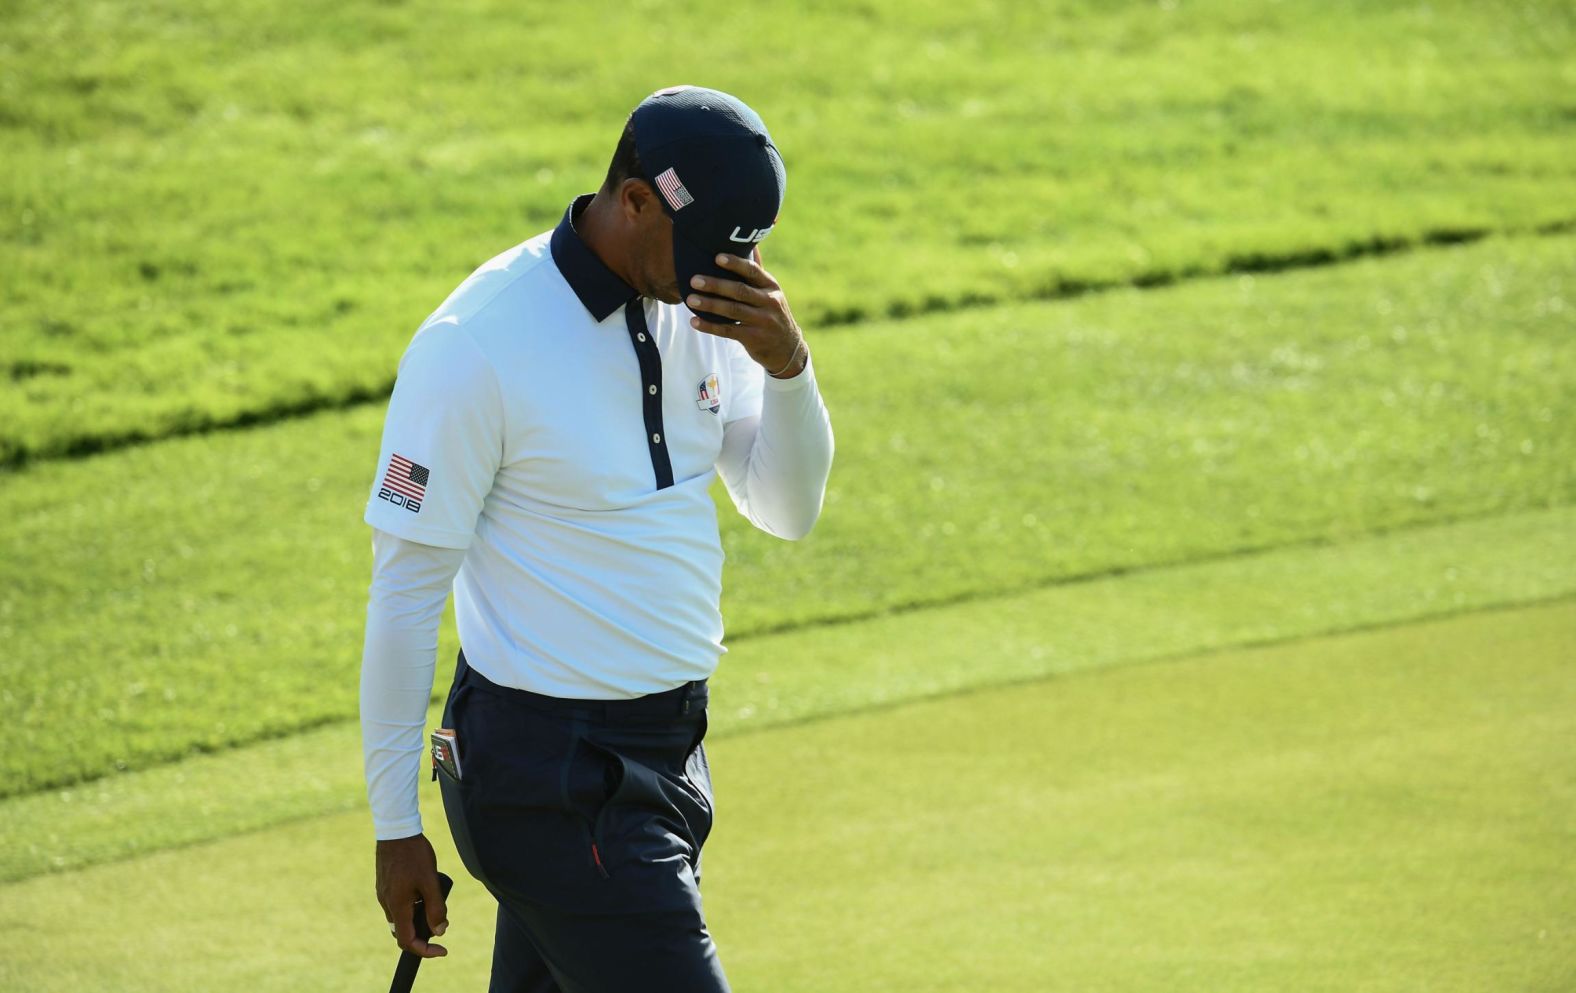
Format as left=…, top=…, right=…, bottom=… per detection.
left=437, top=651, right=729, bottom=993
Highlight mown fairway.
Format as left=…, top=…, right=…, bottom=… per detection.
left=3, top=1, right=1574, bottom=989
left=4, top=233, right=1572, bottom=797
left=3, top=601, right=1570, bottom=991
left=3, top=0, right=1574, bottom=464
left=6, top=507, right=1572, bottom=884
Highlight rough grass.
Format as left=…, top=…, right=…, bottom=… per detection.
left=3, top=506, right=1571, bottom=884
left=2, top=232, right=1572, bottom=798
left=4, top=0, right=1575, bottom=463
left=4, top=600, right=1570, bottom=991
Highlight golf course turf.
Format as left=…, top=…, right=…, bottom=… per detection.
left=6, top=504, right=1571, bottom=884
left=4, top=0, right=1574, bottom=464
left=4, top=1, right=1573, bottom=987
left=5, top=232, right=1572, bottom=798
left=3, top=600, right=1569, bottom=991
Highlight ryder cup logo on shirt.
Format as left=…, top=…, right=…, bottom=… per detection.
left=377, top=453, right=429, bottom=513
left=696, top=372, right=721, bottom=415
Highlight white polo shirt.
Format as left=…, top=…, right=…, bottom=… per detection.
left=363, top=195, right=828, bottom=700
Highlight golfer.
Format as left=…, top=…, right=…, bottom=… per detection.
left=358, top=85, right=833, bottom=992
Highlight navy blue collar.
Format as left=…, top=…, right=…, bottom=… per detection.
left=549, top=194, right=638, bottom=322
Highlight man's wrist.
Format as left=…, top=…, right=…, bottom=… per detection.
left=374, top=817, right=425, bottom=842
left=763, top=351, right=816, bottom=392
left=767, top=339, right=808, bottom=380
left=377, top=833, right=424, bottom=845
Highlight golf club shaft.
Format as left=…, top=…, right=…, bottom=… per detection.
left=388, top=951, right=421, bottom=993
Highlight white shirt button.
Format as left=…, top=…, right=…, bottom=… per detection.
left=648, top=385, right=658, bottom=395
left=652, top=433, right=662, bottom=444
left=637, top=332, right=647, bottom=342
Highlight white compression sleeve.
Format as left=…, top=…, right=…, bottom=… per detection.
left=359, top=528, right=467, bottom=840
left=717, top=355, right=835, bottom=540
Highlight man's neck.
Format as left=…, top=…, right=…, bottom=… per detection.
left=573, top=192, right=639, bottom=292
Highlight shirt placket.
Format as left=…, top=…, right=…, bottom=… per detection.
left=624, top=300, right=674, bottom=490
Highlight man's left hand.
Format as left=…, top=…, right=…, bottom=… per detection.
left=686, top=251, right=807, bottom=379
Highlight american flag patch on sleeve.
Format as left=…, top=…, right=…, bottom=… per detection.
left=654, top=167, right=695, bottom=211
left=377, top=453, right=429, bottom=513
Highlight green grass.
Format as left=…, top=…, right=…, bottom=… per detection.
left=707, top=601, right=1576, bottom=992
left=7, top=4, right=1573, bottom=983
left=3, top=506, right=1572, bottom=884
left=4, top=0, right=1575, bottom=463
left=3, top=232, right=1572, bottom=798
left=4, top=600, right=1569, bottom=991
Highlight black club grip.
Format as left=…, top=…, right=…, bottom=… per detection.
left=388, top=871, right=454, bottom=993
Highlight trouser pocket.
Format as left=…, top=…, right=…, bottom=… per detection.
left=437, top=762, right=488, bottom=885
left=458, top=695, right=717, bottom=912
left=683, top=712, right=714, bottom=853
left=435, top=682, right=488, bottom=883
left=565, top=736, right=625, bottom=879
left=570, top=732, right=712, bottom=879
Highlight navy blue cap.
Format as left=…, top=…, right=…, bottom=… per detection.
left=631, top=86, right=785, bottom=322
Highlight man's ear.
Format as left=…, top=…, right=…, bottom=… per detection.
left=618, top=178, right=657, bottom=222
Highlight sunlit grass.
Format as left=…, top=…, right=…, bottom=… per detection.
left=3, top=0, right=1574, bottom=462
left=3, top=507, right=1571, bottom=883
left=2, top=233, right=1571, bottom=797
left=3, top=600, right=1569, bottom=991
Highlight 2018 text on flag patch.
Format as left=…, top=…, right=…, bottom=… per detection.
left=377, top=453, right=429, bottom=513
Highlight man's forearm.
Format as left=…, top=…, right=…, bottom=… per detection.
left=360, top=530, right=467, bottom=840
left=719, top=356, right=834, bottom=540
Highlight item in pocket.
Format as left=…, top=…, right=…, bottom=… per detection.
left=430, top=729, right=461, bottom=781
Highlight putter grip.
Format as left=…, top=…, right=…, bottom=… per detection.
left=388, top=871, right=454, bottom=993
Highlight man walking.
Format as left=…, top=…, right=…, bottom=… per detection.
left=359, top=86, right=834, bottom=992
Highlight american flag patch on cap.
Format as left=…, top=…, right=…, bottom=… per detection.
left=376, top=453, right=429, bottom=514
left=654, top=167, right=695, bottom=211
